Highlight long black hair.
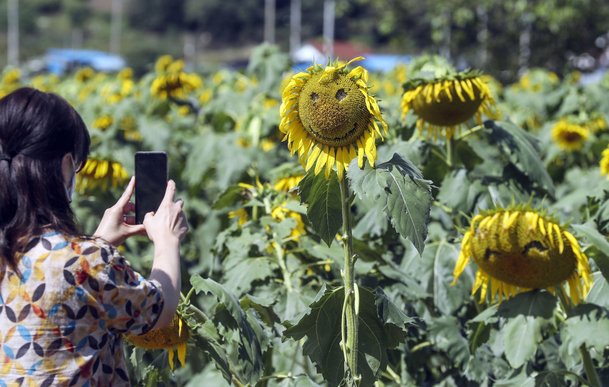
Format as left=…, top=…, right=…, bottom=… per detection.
left=0, top=87, right=90, bottom=273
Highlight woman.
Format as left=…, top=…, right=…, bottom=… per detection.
left=0, top=87, right=188, bottom=385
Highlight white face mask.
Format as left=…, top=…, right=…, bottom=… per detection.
left=66, top=156, right=76, bottom=203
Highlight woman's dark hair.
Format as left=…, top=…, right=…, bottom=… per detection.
left=0, top=87, right=90, bottom=273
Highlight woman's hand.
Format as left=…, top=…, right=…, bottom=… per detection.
left=143, top=180, right=189, bottom=244
left=93, top=177, right=146, bottom=246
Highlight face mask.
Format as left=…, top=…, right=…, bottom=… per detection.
left=66, top=156, right=76, bottom=203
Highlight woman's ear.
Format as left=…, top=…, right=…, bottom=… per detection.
left=61, top=153, right=74, bottom=187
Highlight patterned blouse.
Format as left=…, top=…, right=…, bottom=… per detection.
left=0, top=231, right=164, bottom=386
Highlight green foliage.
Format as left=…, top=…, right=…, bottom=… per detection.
left=349, top=153, right=432, bottom=254
left=298, top=170, right=342, bottom=246
left=11, top=44, right=608, bottom=386
left=283, top=285, right=410, bottom=386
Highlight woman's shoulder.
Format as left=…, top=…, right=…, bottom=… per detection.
left=34, top=230, right=119, bottom=262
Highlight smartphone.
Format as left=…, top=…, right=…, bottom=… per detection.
left=135, top=151, right=168, bottom=224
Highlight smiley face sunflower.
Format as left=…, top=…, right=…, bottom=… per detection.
left=279, top=58, right=387, bottom=180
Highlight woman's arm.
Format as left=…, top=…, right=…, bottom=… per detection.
left=143, top=180, right=188, bottom=328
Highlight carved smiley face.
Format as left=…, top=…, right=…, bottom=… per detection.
left=298, top=72, right=370, bottom=147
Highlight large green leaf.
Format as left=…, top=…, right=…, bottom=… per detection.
left=502, top=315, right=544, bottom=368
left=497, top=290, right=557, bottom=319
left=560, top=306, right=609, bottom=356
left=349, top=153, right=432, bottom=254
left=190, top=276, right=265, bottom=382
left=283, top=285, right=408, bottom=386
left=482, top=120, right=555, bottom=196
left=496, top=291, right=557, bottom=369
left=298, top=169, right=342, bottom=246
left=572, top=222, right=609, bottom=283
left=377, top=154, right=432, bottom=254
left=586, top=273, right=609, bottom=308
left=427, top=316, right=470, bottom=367
left=212, top=185, right=244, bottom=210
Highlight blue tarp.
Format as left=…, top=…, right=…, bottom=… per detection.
left=45, top=49, right=126, bottom=75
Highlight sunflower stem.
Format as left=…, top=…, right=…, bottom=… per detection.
left=557, top=285, right=602, bottom=387
left=454, top=124, right=485, bottom=141
left=339, top=176, right=360, bottom=383
left=274, top=238, right=293, bottom=292
left=445, top=137, right=455, bottom=168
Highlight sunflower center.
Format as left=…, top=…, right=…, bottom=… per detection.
left=470, top=212, right=577, bottom=289
left=562, top=131, right=584, bottom=143
left=298, top=72, right=369, bottom=147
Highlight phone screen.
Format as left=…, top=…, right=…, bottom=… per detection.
left=135, top=151, right=168, bottom=224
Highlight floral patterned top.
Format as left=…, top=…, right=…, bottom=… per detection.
left=0, top=231, right=164, bottom=386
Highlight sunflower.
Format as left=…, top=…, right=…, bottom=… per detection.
left=76, top=158, right=129, bottom=194
left=401, top=71, right=496, bottom=140
left=551, top=118, right=589, bottom=151
left=228, top=208, right=249, bottom=226
left=279, top=57, right=388, bottom=180
left=151, top=55, right=203, bottom=100
left=74, top=67, right=96, bottom=83
left=2, top=68, right=21, bottom=85
left=92, top=115, right=114, bottom=130
left=600, top=147, right=609, bottom=177
left=273, top=174, right=304, bottom=193
left=271, top=203, right=306, bottom=241
left=452, top=208, right=592, bottom=304
left=125, top=314, right=189, bottom=370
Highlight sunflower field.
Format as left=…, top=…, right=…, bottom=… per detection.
left=3, top=44, right=609, bottom=386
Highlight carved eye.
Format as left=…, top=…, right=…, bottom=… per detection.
left=310, top=92, right=319, bottom=102
left=335, top=89, right=347, bottom=101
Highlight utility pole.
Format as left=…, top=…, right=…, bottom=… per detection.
left=323, top=0, right=335, bottom=59
left=110, top=0, right=123, bottom=54
left=7, top=0, right=19, bottom=66
left=290, top=0, right=302, bottom=56
left=264, top=0, right=276, bottom=44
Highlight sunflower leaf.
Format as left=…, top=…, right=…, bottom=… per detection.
left=297, top=169, right=342, bottom=246
left=560, top=306, right=609, bottom=357
left=190, top=276, right=265, bottom=383
left=376, top=153, right=433, bottom=255
left=283, top=285, right=408, bottom=386
left=482, top=120, right=555, bottom=197
left=212, top=185, right=244, bottom=210
left=502, top=315, right=544, bottom=369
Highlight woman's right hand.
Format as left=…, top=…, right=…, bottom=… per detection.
left=143, top=180, right=189, bottom=244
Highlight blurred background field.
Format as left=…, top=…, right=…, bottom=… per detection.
left=2, top=0, right=609, bottom=82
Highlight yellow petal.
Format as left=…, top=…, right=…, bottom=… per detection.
left=325, top=147, right=336, bottom=178
left=365, top=131, right=376, bottom=168
left=554, top=224, right=564, bottom=254
left=315, top=146, right=329, bottom=175
left=306, top=145, right=322, bottom=171
left=178, top=344, right=187, bottom=368
left=168, top=348, right=175, bottom=370
left=336, top=147, right=345, bottom=180
left=357, top=138, right=365, bottom=169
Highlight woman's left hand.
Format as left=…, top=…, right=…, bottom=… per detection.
left=93, top=177, right=146, bottom=246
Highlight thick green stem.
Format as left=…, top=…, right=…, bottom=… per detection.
left=339, top=177, right=360, bottom=383
left=557, top=286, right=602, bottom=387
left=445, top=136, right=455, bottom=168
left=454, top=124, right=485, bottom=141
left=274, top=240, right=293, bottom=292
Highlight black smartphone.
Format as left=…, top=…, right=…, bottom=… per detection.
left=135, top=151, right=168, bottom=224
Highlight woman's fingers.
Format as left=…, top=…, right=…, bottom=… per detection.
left=115, top=176, right=136, bottom=208
left=160, top=180, right=176, bottom=208
left=123, top=214, right=136, bottom=225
